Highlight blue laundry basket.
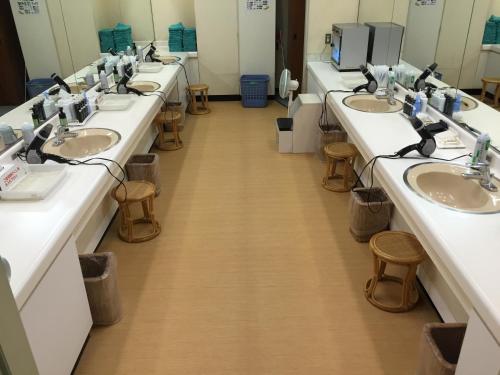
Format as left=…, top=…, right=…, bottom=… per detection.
left=240, top=75, right=269, bottom=108
left=26, top=78, right=54, bottom=98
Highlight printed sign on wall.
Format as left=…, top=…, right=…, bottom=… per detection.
left=247, top=0, right=270, bottom=11
left=16, top=0, right=40, bottom=14
left=415, top=0, right=437, bottom=5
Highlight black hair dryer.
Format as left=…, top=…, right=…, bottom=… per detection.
left=397, top=118, right=448, bottom=157
left=353, top=65, right=378, bottom=94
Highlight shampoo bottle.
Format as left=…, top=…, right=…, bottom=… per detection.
left=99, top=70, right=109, bottom=91
left=58, top=107, right=68, bottom=127
left=85, top=70, right=95, bottom=87
left=387, top=69, right=396, bottom=92
left=453, top=93, right=462, bottom=114
left=412, top=94, right=421, bottom=117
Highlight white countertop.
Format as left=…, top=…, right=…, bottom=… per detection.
left=308, top=61, right=500, bottom=342
left=0, top=53, right=190, bottom=309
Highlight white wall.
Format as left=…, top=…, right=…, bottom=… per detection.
left=358, top=0, right=394, bottom=23
left=59, top=0, right=100, bottom=72
left=490, top=0, right=500, bottom=15
left=9, top=0, right=65, bottom=78
left=238, top=1, right=276, bottom=95
left=118, top=0, right=155, bottom=41
left=195, top=0, right=240, bottom=95
left=304, top=0, right=359, bottom=59
left=151, top=0, right=195, bottom=41
left=92, top=0, right=120, bottom=31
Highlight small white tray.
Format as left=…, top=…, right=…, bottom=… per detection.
left=137, top=62, right=163, bottom=73
left=98, top=95, right=134, bottom=111
left=0, top=164, right=67, bottom=201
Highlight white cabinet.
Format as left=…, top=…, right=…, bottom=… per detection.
left=456, top=310, right=500, bottom=374
left=20, top=236, right=92, bottom=375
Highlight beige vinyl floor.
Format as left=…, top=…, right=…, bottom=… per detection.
left=75, top=101, right=439, bottom=375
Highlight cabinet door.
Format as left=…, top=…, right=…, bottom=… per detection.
left=20, top=237, right=92, bottom=375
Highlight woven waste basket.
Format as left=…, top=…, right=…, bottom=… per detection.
left=79, top=252, right=122, bottom=325
left=416, top=323, right=467, bottom=375
left=126, top=154, right=161, bottom=196
left=349, top=187, right=393, bottom=242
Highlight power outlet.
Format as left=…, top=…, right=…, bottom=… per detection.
left=325, top=33, right=332, bottom=45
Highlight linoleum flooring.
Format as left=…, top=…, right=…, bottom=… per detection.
left=74, top=101, right=439, bottom=375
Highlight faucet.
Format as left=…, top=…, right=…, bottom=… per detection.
left=53, top=125, right=78, bottom=146
left=462, top=162, right=498, bottom=192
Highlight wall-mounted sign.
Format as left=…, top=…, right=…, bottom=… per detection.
left=16, top=0, right=40, bottom=15
left=247, top=0, right=270, bottom=11
left=415, top=0, right=437, bottom=5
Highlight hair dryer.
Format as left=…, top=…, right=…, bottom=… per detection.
left=116, top=69, right=144, bottom=96
left=144, top=44, right=161, bottom=63
left=353, top=65, right=378, bottom=94
left=25, top=124, right=69, bottom=164
left=50, top=73, right=71, bottom=94
left=396, top=117, right=448, bottom=157
left=414, top=63, right=438, bottom=92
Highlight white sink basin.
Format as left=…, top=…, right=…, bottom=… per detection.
left=42, top=128, right=121, bottom=159
left=127, top=80, right=160, bottom=92
left=343, top=94, right=403, bottom=113
left=404, top=162, right=500, bottom=214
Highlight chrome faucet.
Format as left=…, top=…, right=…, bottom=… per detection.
left=53, top=125, right=78, bottom=146
left=462, top=162, right=498, bottom=192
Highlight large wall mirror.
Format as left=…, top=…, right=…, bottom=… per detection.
left=358, top=0, right=500, bottom=150
left=0, top=0, right=82, bottom=154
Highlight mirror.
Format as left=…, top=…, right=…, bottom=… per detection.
left=359, top=0, right=500, bottom=150
left=59, top=0, right=155, bottom=93
left=0, top=0, right=81, bottom=154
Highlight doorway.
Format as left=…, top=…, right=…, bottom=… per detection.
left=0, top=0, right=26, bottom=115
left=275, top=0, right=306, bottom=105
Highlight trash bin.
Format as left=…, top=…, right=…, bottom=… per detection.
left=417, top=323, right=467, bottom=375
left=276, top=118, right=293, bottom=153
left=26, top=78, right=55, bottom=98
left=79, top=252, right=122, bottom=325
left=125, top=153, right=161, bottom=196
left=349, top=187, right=393, bottom=242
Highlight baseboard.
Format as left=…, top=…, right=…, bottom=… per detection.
left=208, top=95, right=276, bottom=102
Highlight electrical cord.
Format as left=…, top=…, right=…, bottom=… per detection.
left=351, top=152, right=472, bottom=213
left=319, top=89, right=354, bottom=133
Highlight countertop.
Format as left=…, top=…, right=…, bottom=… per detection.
left=308, top=61, right=500, bottom=342
left=0, top=53, right=190, bottom=309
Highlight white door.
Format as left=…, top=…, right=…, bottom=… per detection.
left=0, top=258, right=39, bottom=374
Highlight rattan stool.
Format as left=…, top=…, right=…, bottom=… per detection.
left=322, top=142, right=358, bottom=192
left=154, top=110, right=183, bottom=151
left=187, top=84, right=210, bottom=115
left=111, top=181, right=161, bottom=243
left=480, top=77, right=500, bottom=107
left=365, top=231, right=426, bottom=313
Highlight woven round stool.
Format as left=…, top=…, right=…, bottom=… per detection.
left=111, top=181, right=161, bottom=243
left=364, top=231, right=426, bottom=313
left=480, top=77, right=500, bottom=107
left=187, top=84, right=210, bottom=115
left=154, top=110, right=183, bottom=151
left=322, top=142, right=358, bottom=192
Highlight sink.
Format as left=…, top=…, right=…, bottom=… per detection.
left=42, top=128, right=121, bottom=159
left=404, top=162, right=500, bottom=214
left=461, top=97, right=478, bottom=111
left=127, top=80, right=160, bottom=92
left=68, top=82, right=88, bottom=94
left=343, top=94, right=403, bottom=113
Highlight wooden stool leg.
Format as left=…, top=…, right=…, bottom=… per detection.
left=365, top=255, right=381, bottom=298
left=401, top=264, right=419, bottom=310
left=343, top=157, right=351, bottom=191
left=202, top=89, right=209, bottom=110
left=190, top=90, right=197, bottom=114
left=480, top=80, right=488, bottom=102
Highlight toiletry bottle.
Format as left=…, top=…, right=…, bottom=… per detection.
left=31, top=111, right=40, bottom=128
left=418, top=91, right=428, bottom=112
left=21, top=122, right=35, bottom=148
left=471, top=133, right=491, bottom=165
left=412, top=94, right=421, bottom=117
left=0, top=123, right=17, bottom=145
left=99, top=70, right=109, bottom=91
left=443, top=94, right=454, bottom=116
left=113, top=66, right=120, bottom=82
left=58, top=107, right=68, bottom=128
left=43, top=93, right=57, bottom=118
left=126, top=46, right=132, bottom=56
left=453, top=93, right=462, bottom=114
left=387, top=69, right=396, bottom=92
left=105, top=60, right=113, bottom=75
left=85, top=70, right=95, bottom=87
